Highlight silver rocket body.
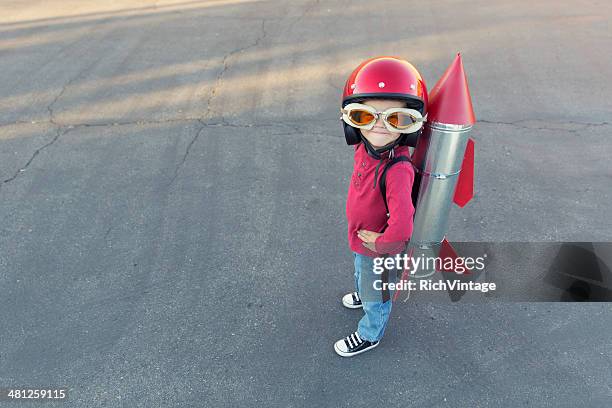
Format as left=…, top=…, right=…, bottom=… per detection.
left=407, top=121, right=473, bottom=278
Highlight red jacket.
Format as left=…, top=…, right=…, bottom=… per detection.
left=346, top=143, right=415, bottom=257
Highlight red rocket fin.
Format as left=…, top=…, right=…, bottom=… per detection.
left=427, top=53, right=476, bottom=126
left=437, top=238, right=472, bottom=275
left=453, top=137, right=475, bottom=207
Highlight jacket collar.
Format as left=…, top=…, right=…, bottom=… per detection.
left=360, top=139, right=409, bottom=161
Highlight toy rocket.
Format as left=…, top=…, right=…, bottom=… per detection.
left=404, top=53, right=476, bottom=279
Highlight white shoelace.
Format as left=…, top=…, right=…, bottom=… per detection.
left=346, top=332, right=363, bottom=349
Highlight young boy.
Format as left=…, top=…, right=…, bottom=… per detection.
left=334, top=56, right=428, bottom=357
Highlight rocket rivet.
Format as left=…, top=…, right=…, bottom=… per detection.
left=378, top=82, right=385, bottom=88
left=350, top=84, right=356, bottom=89
left=410, top=84, right=416, bottom=90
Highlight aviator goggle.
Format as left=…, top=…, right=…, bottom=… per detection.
left=340, top=102, right=427, bottom=134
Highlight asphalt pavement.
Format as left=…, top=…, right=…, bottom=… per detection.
left=1, top=1, right=611, bottom=407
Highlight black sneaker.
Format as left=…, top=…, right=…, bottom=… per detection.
left=341, top=291, right=362, bottom=309
left=334, top=331, right=379, bottom=357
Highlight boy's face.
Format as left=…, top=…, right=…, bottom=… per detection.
left=359, top=99, right=407, bottom=149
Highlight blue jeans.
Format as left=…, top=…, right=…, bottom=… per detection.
left=353, top=252, right=398, bottom=342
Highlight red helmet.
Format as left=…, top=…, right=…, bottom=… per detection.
left=342, top=56, right=428, bottom=113
left=341, top=56, right=428, bottom=146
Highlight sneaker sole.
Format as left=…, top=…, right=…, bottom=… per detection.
left=341, top=299, right=363, bottom=309
left=334, top=341, right=379, bottom=357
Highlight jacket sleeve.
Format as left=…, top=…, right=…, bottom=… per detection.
left=374, top=162, right=415, bottom=254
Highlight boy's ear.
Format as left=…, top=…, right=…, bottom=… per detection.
left=343, top=121, right=362, bottom=145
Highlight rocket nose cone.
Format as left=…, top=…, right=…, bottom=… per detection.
left=427, top=53, right=476, bottom=125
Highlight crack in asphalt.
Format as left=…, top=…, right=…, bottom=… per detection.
left=0, top=40, right=118, bottom=192
left=103, top=225, right=112, bottom=241
left=1, top=126, right=73, bottom=189
left=167, top=18, right=269, bottom=188
left=47, top=82, right=70, bottom=127
left=294, top=0, right=320, bottom=25
left=478, top=118, right=611, bottom=133
left=202, top=18, right=268, bottom=126
left=47, top=53, right=105, bottom=128
left=165, top=120, right=206, bottom=189
left=0, top=70, right=91, bottom=191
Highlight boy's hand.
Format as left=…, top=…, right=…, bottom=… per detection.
left=357, top=229, right=382, bottom=251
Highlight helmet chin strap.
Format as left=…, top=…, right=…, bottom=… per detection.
left=360, top=132, right=401, bottom=160
left=360, top=133, right=401, bottom=190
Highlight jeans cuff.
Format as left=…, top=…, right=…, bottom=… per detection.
left=357, top=329, right=379, bottom=343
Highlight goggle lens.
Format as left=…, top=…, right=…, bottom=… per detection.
left=387, top=111, right=417, bottom=129
left=348, top=109, right=375, bottom=126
